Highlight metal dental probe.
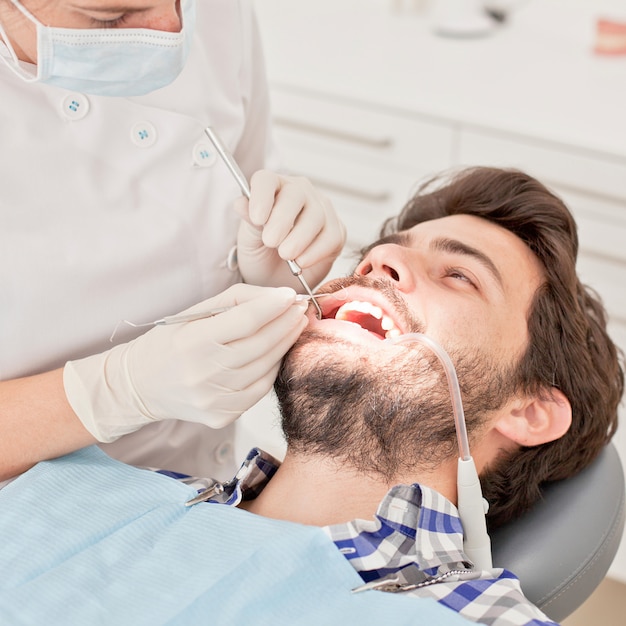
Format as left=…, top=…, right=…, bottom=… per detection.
left=108, top=294, right=330, bottom=342
left=204, top=126, right=323, bottom=320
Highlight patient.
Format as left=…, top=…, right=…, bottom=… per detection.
left=1, top=168, right=622, bottom=626
left=231, top=166, right=622, bottom=622
left=269, top=164, right=624, bottom=528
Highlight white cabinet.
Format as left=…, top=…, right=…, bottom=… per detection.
left=252, top=0, right=626, bottom=582
left=271, top=88, right=455, bottom=274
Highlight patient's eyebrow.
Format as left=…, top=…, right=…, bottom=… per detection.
left=380, top=232, right=412, bottom=247
left=431, top=237, right=504, bottom=289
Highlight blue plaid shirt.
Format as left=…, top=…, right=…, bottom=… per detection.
left=171, top=448, right=559, bottom=626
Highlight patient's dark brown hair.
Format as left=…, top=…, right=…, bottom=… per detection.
left=382, top=166, right=624, bottom=528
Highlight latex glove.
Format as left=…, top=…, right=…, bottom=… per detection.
left=235, top=170, right=346, bottom=289
left=63, top=284, right=308, bottom=443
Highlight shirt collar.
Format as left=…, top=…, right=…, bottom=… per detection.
left=210, top=448, right=470, bottom=575
left=209, top=447, right=281, bottom=506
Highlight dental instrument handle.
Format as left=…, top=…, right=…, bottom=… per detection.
left=457, top=457, right=493, bottom=570
left=156, top=294, right=324, bottom=327
left=155, top=307, right=233, bottom=326
left=108, top=309, right=231, bottom=342
left=204, top=127, right=251, bottom=200
left=205, top=126, right=322, bottom=320
left=109, top=294, right=325, bottom=341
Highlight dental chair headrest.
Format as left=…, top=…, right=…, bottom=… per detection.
left=490, top=442, right=625, bottom=622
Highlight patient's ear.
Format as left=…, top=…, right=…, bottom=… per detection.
left=494, top=388, right=572, bottom=447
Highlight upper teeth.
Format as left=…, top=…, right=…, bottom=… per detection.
left=334, top=300, right=402, bottom=339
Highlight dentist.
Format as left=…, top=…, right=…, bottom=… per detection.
left=0, top=0, right=345, bottom=482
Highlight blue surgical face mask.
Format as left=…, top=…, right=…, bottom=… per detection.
left=0, top=0, right=196, bottom=96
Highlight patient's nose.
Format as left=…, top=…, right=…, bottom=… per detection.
left=355, top=244, right=415, bottom=291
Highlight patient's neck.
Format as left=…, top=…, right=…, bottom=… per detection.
left=240, top=451, right=457, bottom=526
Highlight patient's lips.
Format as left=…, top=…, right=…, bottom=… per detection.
left=313, top=286, right=407, bottom=342
left=334, top=300, right=402, bottom=340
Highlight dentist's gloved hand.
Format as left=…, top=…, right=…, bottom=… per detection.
left=235, top=170, right=346, bottom=290
left=63, top=284, right=308, bottom=443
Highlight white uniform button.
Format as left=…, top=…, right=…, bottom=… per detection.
left=213, top=441, right=234, bottom=466
left=192, top=141, right=217, bottom=167
left=130, top=121, right=157, bottom=148
left=60, top=94, right=90, bottom=121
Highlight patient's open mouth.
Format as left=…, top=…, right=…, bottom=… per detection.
left=326, top=300, right=403, bottom=340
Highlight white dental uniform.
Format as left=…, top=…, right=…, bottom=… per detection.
left=0, top=0, right=276, bottom=481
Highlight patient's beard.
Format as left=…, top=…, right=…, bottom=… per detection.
left=275, top=330, right=520, bottom=480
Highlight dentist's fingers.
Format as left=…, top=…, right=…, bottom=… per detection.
left=246, top=169, right=286, bottom=226
left=262, top=181, right=325, bottom=251
left=204, top=307, right=309, bottom=384
left=236, top=170, right=346, bottom=288
left=64, top=284, right=309, bottom=441
left=184, top=285, right=303, bottom=345
left=247, top=171, right=343, bottom=260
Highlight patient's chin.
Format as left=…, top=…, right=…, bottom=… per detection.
left=276, top=333, right=522, bottom=478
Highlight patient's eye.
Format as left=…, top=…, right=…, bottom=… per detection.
left=444, top=266, right=477, bottom=288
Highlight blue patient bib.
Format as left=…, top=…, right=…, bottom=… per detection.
left=0, top=447, right=469, bottom=625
